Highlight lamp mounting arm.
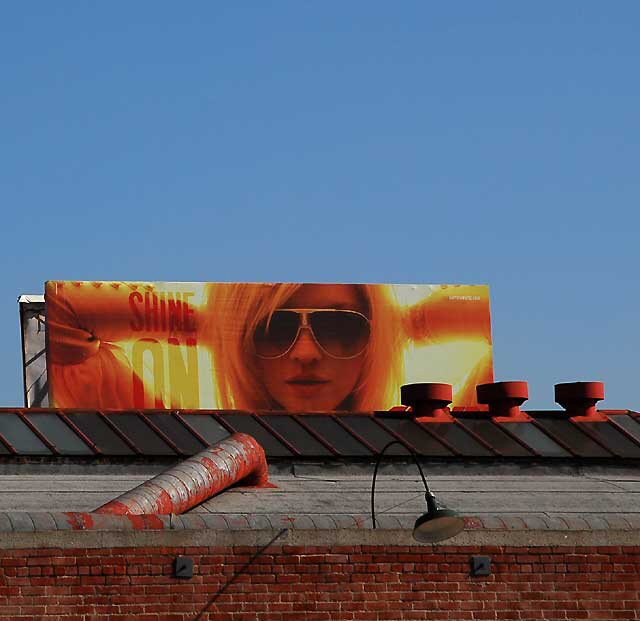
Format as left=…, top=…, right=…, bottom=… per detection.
left=371, top=440, right=433, bottom=529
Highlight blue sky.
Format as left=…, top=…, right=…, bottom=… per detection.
left=1, top=2, right=638, bottom=409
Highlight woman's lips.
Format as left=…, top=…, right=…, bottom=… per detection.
left=286, top=377, right=330, bottom=397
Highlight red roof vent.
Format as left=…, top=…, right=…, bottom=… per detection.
left=476, top=381, right=531, bottom=422
left=555, top=381, right=607, bottom=422
left=400, top=383, right=454, bottom=422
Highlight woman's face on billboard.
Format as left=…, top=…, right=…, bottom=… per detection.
left=254, top=284, right=368, bottom=411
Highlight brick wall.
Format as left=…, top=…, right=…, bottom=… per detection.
left=0, top=544, right=638, bottom=620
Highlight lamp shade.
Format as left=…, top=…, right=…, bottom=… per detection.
left=413, top=508, right=465, bottom=543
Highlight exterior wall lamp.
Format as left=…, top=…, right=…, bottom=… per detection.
left=371, top=440, right=465, bottom=543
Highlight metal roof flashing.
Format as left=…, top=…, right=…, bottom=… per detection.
left=1, top=408, right=638, bottom=461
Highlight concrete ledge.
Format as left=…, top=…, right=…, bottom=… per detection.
left=0, top=511, right=638, bottom=532
left=0, top=526, right=640, bottom=550
left=0, top=511, right=638, bottom=549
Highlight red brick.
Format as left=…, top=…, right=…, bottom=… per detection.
left=0, top=545, right=638, bottom=620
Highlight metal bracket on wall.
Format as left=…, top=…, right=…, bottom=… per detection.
left=173, top=556, right=194, bottom=579
left=469, top=555, right=491, bottom=577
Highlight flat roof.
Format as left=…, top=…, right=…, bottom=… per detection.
left=0, top=462, right=638, bottom=542
left=0, top=409, right=639, bottom=549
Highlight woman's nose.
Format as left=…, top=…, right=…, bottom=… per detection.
left=289, top=327, right=323, bottom=363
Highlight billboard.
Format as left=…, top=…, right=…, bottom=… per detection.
left=45, top=281, right=493, bottom=411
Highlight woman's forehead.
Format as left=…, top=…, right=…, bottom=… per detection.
left=281, top=284, right=365, bottom=310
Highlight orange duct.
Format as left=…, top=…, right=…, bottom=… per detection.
left=94, top=432, right=270, bottom=515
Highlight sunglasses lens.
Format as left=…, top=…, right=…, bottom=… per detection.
left=253, top=311, right=300, bottom=358
left=310, top=311, right=370, bottom=358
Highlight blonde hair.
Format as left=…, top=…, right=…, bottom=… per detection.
left=202, top=283, right=403, bottom=411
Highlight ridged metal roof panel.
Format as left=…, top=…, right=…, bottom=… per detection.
left=0, top=408, right=639, bottom=460
left=455, top=415, right=534, bottom=457
left=578, top=420, right=640, bottom=459
left=24, top=412, right=93, bottom=455
left=0, top=412, right=52, bottom=455
left=532, top=414, right=613, bottom=458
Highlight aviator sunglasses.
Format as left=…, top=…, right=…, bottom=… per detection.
left=253, top=308, right=371, bottom=359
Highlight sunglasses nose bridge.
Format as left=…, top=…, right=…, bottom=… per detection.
left=288, top=322, right=323, bottom=361
left=291, top=311, right=318, bottom=347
